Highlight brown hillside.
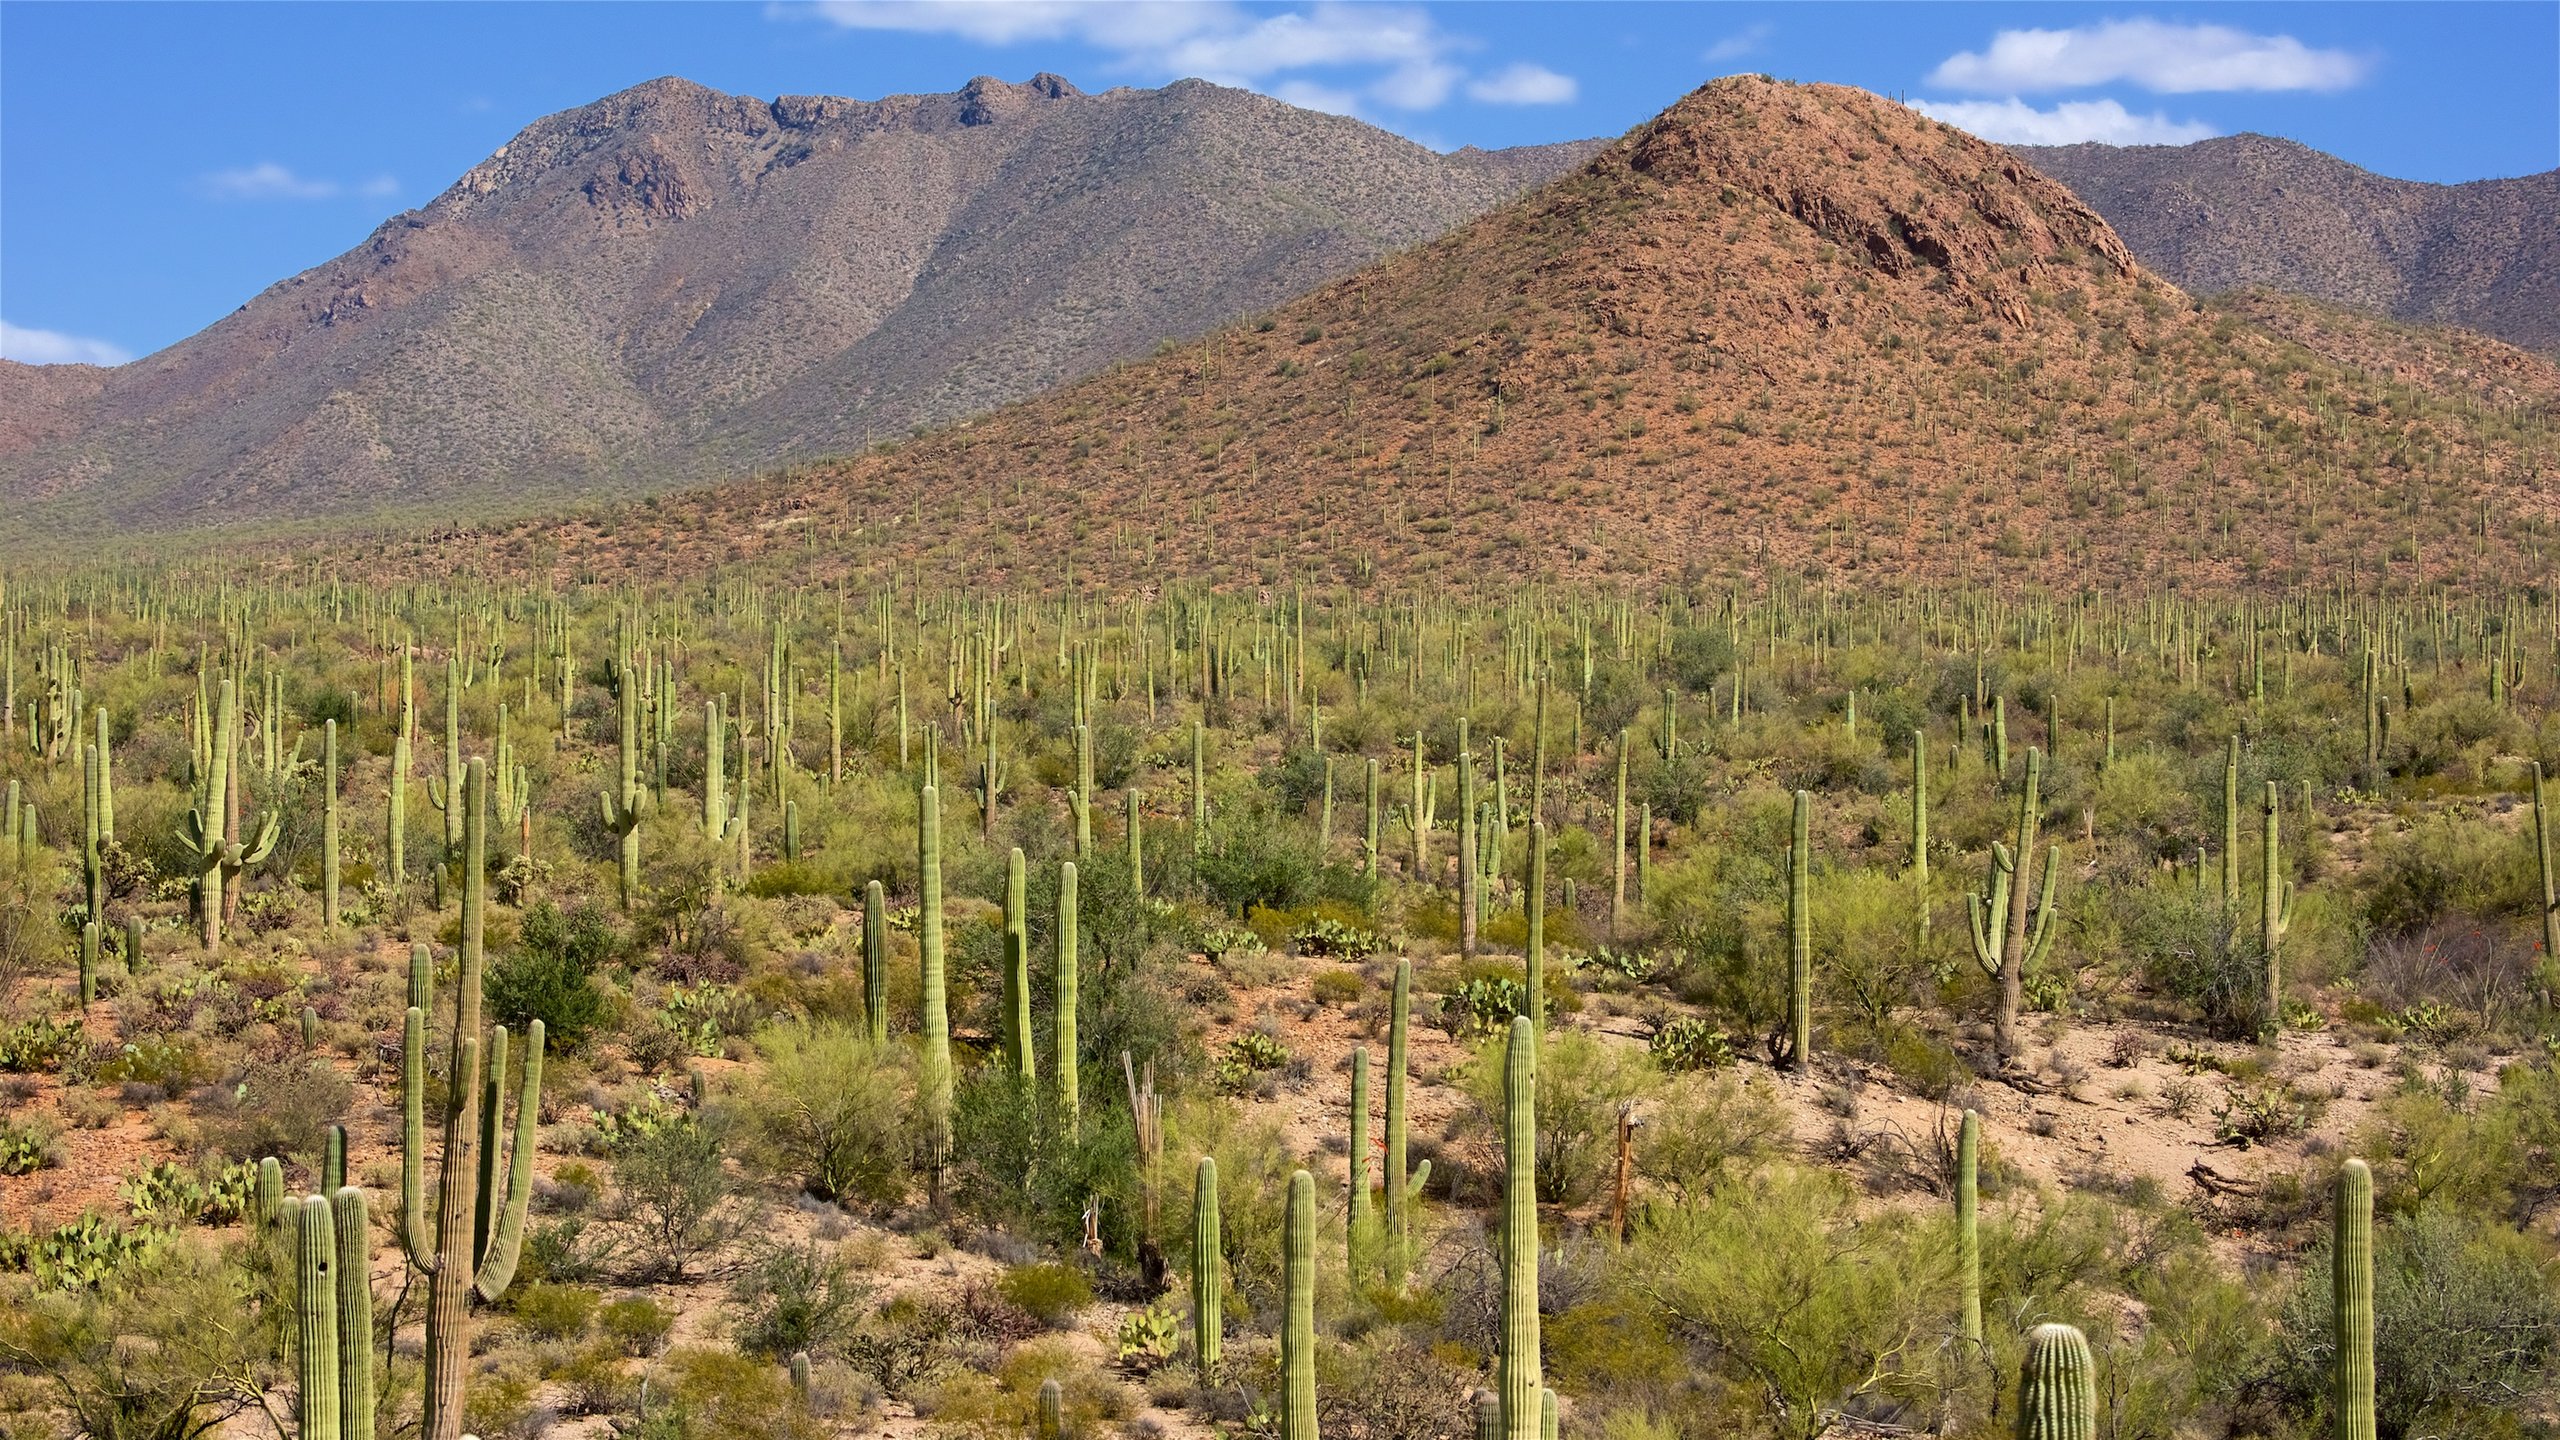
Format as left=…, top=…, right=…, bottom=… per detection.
left=0, top=75, right=1595, bottom=534
left=395, top=77, right=2554, bottom=597
left=2022, top=134, right=2560, bottom=354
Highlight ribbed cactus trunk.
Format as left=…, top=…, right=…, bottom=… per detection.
left=2014, top=1323, right=2096, bottom=1440
left=1192, top=1155, right=1222, bottom=1372
left=1127, top=787, right=1144, bottom=897
left=322, top=720, right=341, bottom=935
left=1499, top=1016, right=1541, bottom=1440
left=1347, top=1047, right=1370, bottom=1281
left=1384, top=958, right=1412, bottom=1288
left=1363, top=757, right=1381, bottom=878
left=602, top=665, right=643, bottom=911
left=333, top=1187, right=374, bottom=1440
left=1786, top=789, right=1812, bottom=1071
left=917, top=784, right=951, bottom=1172
left=391, top=648, right=411, bottom=888
left=1526, top=821, right=1547, bottom=1034
left=1280, top=1168, right=1319, bottom=1440
left=78, top=923, right=97, bottom=1006
left=2222, top=736, right=2242, bottom=909
left=2535, top=764, right=2559, bottom=996
left=2334, top=1158, right=2375, bottom=1440
left=862, top=879, right=888, bottom=1042
left=1610, top=731, right=1628, bottom=938
left=1957, top=1109, right=1982, bottom=1344
left=1458, top=748, right=1478, bottom=962
left=81, top=740, right=102, bottom=925
left=2263, top=780, right=2295, bottom=1027
left=1037, top=1378, right=1064, bottom=1440
left=1474, top=1392, right=1502, bottom=1440
left=296, top=1194, right=341, bottom=1440
left=1004, top=848, right=1033, bottom=1083
left=1911, top=731, right=1930, bottom=935
left=1055, top=860, right=1080, bottom=1139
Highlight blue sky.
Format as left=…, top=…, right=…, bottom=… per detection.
left=4, top=2, right=2552, bottom=366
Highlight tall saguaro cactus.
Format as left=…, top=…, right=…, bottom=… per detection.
left=1785, top=789, right=1812, bottom=1071
left=918, top=784, right=952, bottom=1168
left=295, top=1194, right=341, bottom=1440
left=2014, top=1323, right=2096, bottom=1440
left=1385, top=958, right=1413, bottom=1287
left=321, top=720, right=341, bottom=934
left=2534, top=763, right=2558, bottom=996
left=1192, top=1155, right=1222, bottom=1372
left=176, top=679, right=276, bottom=954
left=599, top=658, right=643, bottom=911
left=1280, top=1168, right=1318, bottom=1440
left=400, top=758, right=545, bottom=1440
left=1969, top=748, right=2059, bottom=1057
left=1499, top=1016, right=1541, bottom=1440
left=2262, top=780, right=2296, bottom=1027
left=1347, top=1046, right=1370, bottom=1279
left=1957, top=1109, right=1982, bottom=1344
left=1055, top=859, right=1080, bottom=1138
left=2334, top=1159, right=2376, bottom=1440
left=1526, top=821, right=1548, bottom=1034
left=1003, top=848, right=1033, bottom=1083
left=862, top=879, right=889, bottom=1043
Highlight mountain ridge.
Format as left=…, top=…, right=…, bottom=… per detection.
left=2018, top=132, right=2559, bottom=353
left=0, top=73, right=1603, bottom=533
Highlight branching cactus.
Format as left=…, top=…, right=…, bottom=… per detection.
left=425, top=657, right=464, bottom=851
left=1968, top=748, right=2058, bottom=1057
left=2262, top=780, right=2296, bottom=1028
left=1280, top=1167, right=1317, bottom=1440
left=2335, top=1158, right=2375, bottom=1440
left=599, top=658, right=643, bottom=911
left=1192, top=1155, right=1222, bottom=1372
left=176, top=679, right=276, bottom=954
left=400, top=758, right=546, bottom=1440
left=2014, top=1323, right=2096, bottom=1440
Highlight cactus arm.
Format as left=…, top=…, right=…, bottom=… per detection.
left=2025, top=845, right=2061, bottom=968
left=399, top=1006, right=437, bottom=1269
left=2015, top=1323, right=2097, bottom=1440
left=472, top=1019, right=544, bottom=1301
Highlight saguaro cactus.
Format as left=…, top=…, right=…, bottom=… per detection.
left=296, top=1194, right=341, bottom=1440
left=2014, top=1323, right=2096, bottom=1440
left=1526, top=821, right=1548, bottom=1034
left=1785, top=789, right=1812, bottom=1071
left=322, top=720, right=341, bottom=934
left=2534, top=763, right=2558, bottom=995
left=599, top=666, right=644, bottom=911
left=2222, top=736, right=2242, bottom=909
left=1385, top=958, right=1413, bottom=1287
left=1957, top=1109, right=1982, bottom=1344
left=1192, top=1155, right=1222, bottom=1372
left=1969, top=748, right=2059, bottom=1057
left=1363, top=757, right=1381, bottom=878
left=176, top=679, right=276, bottom=954
left=1911, top=730, right=1931, bottom=934
left=1500, top=1016, right=1541, bottom=1440
left=426, top=658, right=464, bottom=850
left=1038, top=1378, right=1065, bottom=1440
left=2262, top=780, right=2296, bottom=1027
left=1347, top=1046, right=1370, bottom=1279
left=2335, top=1158, right=2375, bottom=1440
left=1055, top=859, right=1080, bottom=1138
left=1280, top=1167, right=1318, bottom=1440
left=918, top=784, right=951, bottom=1168
left=400, top=758, right=545, bottom=1440
left=391, top=647, right=412, bottom=888
left=1003, top=849, right=1032, bottom=1082
left=862, top=879, right=888, bottom=1042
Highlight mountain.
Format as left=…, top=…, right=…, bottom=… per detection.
left=0, top=74, right=1599, bottom=535
left=370, top=77, right=2555, bottom=595
left=2019, top=134, right=2560, bottom=354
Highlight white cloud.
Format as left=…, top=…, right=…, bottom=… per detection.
left=1, top=319, right=132, bottom=367
left=1703, top=22, right=1771, bottom=63
left=1466, top=62, right=1576, bottom=106
left=1908, top=96, right=2218, bottom=146
left=794, top=0, right=1578, bottom=118
left=198, top=162, right=400, bottom=202
left=1928, top=19, right=2370, bottom=95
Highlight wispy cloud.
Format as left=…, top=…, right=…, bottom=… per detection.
left=1466, top=62, right=1575, bottom=106
left=1908, top=97, right=2218, bottom=147
left=1703, top=22, right=1772, bottom=63
left=1, top=319, right=132, bottom=367
left=197, top=162, right=399, bottom=202
left=791, top=0, right=1575, bottom=119
left=1928, top=20, right=2371, bottom=95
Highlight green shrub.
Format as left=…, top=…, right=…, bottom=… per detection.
left=485, top=900, right=619, bottom=1051
left=1308, top=967, right=1363, bottom=1005
left=1463, top=1029, right=1649, bottom=1205
left=734, top=1020, right=915, bottom=1204
left=510, top=1282, right=601, bottom=1342
left=729, top=1239, right=864, bottom=1359
left=998, top=1262, right=1094, bottom=1328
left=1647, top=1017, right=1734, bottom=1072
left=599, top=1295, right=674, bottom=1356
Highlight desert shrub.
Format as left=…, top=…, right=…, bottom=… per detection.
left=643, top=1346, right=821, bottom=1440
left=611, top=1114, right=735, bottom=1281
left=1461, top=1030, right=1648, bottom=1205
left=998, top=1262, right=1093, bottom=1328
left=197, top=1054, right=351, bottom=1164
left=2360, top=919, right=2537, bottom=1035
left=510, top=1281, right=600, bottom=1342
left=729, top=1239, right=865, bottom=1359
left=1196, top=804, right=1324, bottom=915
left=485, top=900, right=619, bottom=1051
left=2118, top=885, right=2266, bottom=1038
left=0, top=1237, right=274, bottom=1437
left=1634, top=1071, right=1787, bottom=1201
left=2362, top=810, right=2538, bottom=937
left=600, top=1295, right=675, bottom=1356
left=2273, top=1205, right=2560, bottom=1432
left=734, top=1020, right=914, bottom=1204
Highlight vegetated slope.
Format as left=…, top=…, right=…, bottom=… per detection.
left=415, top=76, right=2556, bottom=597
left=0, top=74, right=1598, bottom=535
left=2020, top=135, right=2560, bottom=354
